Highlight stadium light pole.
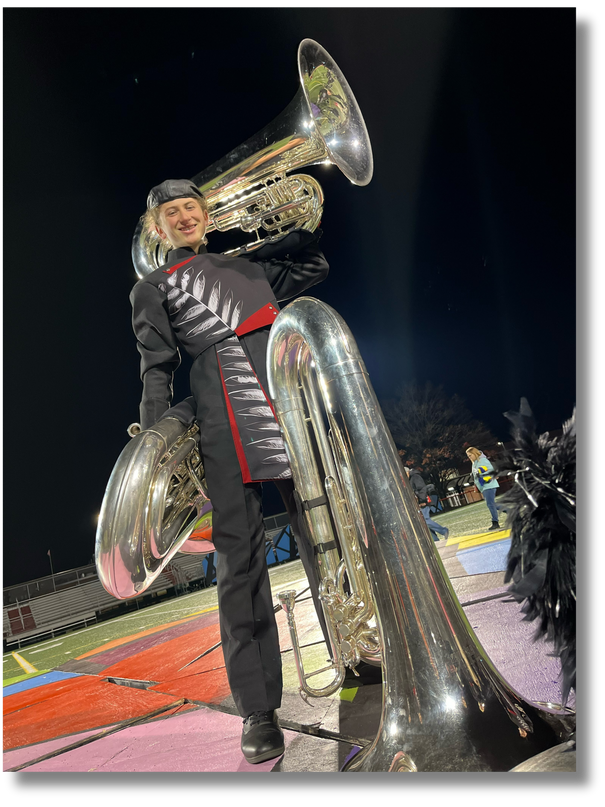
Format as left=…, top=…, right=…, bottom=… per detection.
left=47, top=549, right=56, bottom=592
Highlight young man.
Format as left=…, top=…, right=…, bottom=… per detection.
left=131, top=179, right=329, bottom=763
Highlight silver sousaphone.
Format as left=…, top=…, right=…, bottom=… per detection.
left=131, top=38, right=373, bottom=279
left=96, top=38, right=373, bottom=597
left=266, top=297, right=575, bottom=772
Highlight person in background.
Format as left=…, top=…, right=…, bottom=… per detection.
left=466, top=446, right=505, bottom=531
left=404, top=466, right=449, bottom=542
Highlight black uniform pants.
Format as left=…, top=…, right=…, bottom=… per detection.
left=191, top=360, right=328, bottom=718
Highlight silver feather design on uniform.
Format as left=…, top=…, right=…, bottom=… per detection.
left=240, top=406, right=274, bottom=418
left=224, top=375, right=258, bottom=385
left=262, top=454, right=289, bottom=464
left=254, top=438, right=286, bottom=450
left=229, top=390, right=267, bottom=401
left=167, top=268, right=243, bottom=340
left=247, top=422, right=281, bottom=432
left=223, top=361, right=254, bottom=372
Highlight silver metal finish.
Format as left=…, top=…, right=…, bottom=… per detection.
left=95, top=418, right=212, bottom=599
left=267, top=297, right=573, bottom=772
left=132, top=39, right=373, bottom=278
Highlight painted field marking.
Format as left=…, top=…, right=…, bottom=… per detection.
left=11, top=652, right=38, bottom=674
left=28, top=643, right=63, bottom=654
left=446, top=529, right=511, bottom=549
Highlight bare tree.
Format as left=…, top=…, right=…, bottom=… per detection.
left=381, top=382, right=496, bottom=498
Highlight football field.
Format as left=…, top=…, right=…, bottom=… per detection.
left=3, top=500, right=502, bottom=685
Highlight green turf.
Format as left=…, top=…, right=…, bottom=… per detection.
left=427, top=499, right=508, bottom=538
left=3, top=501, right=503, bottom=685
left=2, top=591, right=220, bottom=684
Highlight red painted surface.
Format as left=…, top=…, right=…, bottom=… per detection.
left=3, top=676, right=181, bottom=751
left=100, top=622, right=223, bottom=682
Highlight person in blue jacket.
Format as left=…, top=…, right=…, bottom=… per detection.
left=466, top=446, right=505, bottom=531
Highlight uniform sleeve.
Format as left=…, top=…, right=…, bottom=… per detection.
left=253, top=229, right=329, bottom=302
left=158, top=396, right=196, bottom=426
left=130, top=280, right=181, bottom=430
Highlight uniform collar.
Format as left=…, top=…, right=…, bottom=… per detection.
left=164, top=244, right=208, bottom=268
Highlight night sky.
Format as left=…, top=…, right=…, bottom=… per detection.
left=3, top=7, right=576, bottom=586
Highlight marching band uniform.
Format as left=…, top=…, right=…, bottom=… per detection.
left=131, top=196, right=328, bottom=760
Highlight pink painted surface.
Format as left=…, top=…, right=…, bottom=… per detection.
left=21, top=705, right=293, bottom=772
left=3, top=725, right=118, bottom=770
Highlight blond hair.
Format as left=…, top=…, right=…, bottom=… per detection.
left=466, top=446, right=482, bottom=462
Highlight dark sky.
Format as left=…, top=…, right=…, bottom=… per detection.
left=3, top=7, right=576, bottom=586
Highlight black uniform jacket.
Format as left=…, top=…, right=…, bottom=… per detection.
left=130, top=230, right=329, bottom=480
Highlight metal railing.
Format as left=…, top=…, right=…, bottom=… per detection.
left=3, top=513, right=296, bottom=648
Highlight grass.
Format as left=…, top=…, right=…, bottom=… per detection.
left=429, top=499, right=508, bottom=538
left=3, top=501, right=502, bottom=686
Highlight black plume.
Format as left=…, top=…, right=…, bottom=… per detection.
left=497, top=398, right=576, bottom=703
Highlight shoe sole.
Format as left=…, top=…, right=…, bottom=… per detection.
left=244, top=744, right=285, bottom=764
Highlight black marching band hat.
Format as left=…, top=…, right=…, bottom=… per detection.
left=147, top=179, right=203, bottom=211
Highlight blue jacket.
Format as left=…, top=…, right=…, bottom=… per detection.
left=472, top=454, right=499, bottom=492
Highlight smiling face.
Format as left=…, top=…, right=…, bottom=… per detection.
left=155, top=197, right=209, bottom=252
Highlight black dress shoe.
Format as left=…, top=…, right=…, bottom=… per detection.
left=341, top=661, right=383, bottom=688
left=241, top=710, right=285, bottom=764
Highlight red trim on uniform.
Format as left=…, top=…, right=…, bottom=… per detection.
left=218, top=360, right=253, bottom=484
left=235, top=302, right=279, bottom=336
left=162, top=257, right=196, bottom=275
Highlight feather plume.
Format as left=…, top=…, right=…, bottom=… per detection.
left=496, top=398, right=576, bottom=703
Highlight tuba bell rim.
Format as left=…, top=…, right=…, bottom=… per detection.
left=297, top=38, right=374, bottom=188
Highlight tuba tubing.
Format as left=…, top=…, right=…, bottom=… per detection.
left=132, top=39, right=373, bottom=278
left=95, top=417, right=211, bottom=599
left=267, top=297, right=574, bottom=772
